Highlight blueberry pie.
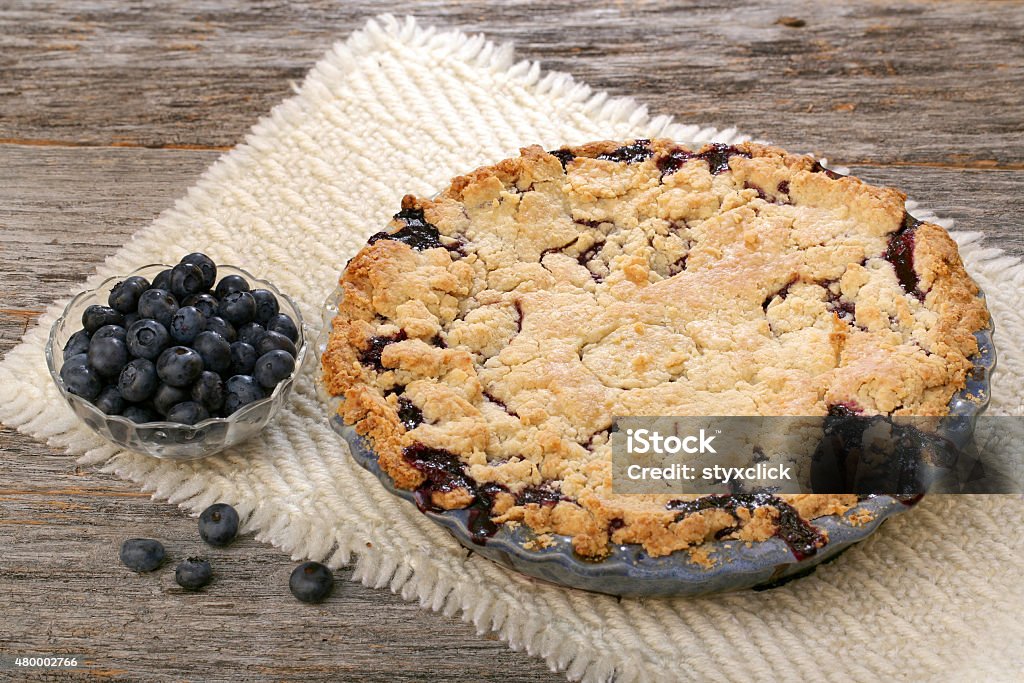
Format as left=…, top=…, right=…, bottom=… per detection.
left=321, top=139, right=989, bottom=560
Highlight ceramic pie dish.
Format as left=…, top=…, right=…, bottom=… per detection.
left=316, top=139, right=995, bottom=596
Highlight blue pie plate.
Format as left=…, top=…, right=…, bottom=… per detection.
left=316, top=286, right=995, bottom=597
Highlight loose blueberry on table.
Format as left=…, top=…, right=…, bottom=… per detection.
left=175, top=557, right=213, bottom=590
left=119, top=538, right=166, bottom=572
left=59, top=253, right=301, bottom=426
left=198, top=503, right=240, bottom=547
left=288, top=561, right=334, bottom=603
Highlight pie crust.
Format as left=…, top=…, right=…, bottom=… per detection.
left=321, top=139, right=990, bottom=560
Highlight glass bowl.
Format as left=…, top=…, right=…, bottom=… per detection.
left=45, top=264, right=307, bottom=461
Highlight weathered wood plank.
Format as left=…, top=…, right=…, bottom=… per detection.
left=0, top=439, right=563, bottom=683
left=1, top=0, right=1022, bottom=165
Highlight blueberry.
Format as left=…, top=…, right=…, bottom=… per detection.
left=87, top=336, right=128, bottom=379
left=180, top=253, right=217, bottom=290
left=156, top=346, right=204, bottom=387
left=126, top=319, right=170, bottom=361
left=108, top=276, right=150, bottom=313
left=237, top=322, right=265, bottom=347
left=183, top=293, right=219, bottom=319
left=214, top=274, right=250, bottom=300
left=118, top=358, right=158, bottom=403
left=62, top=329, right=91, bottom=360
left=165, top=401, right=209, bottom=425
left=82, top=305, right=124, bottom=334
left=170, top=262, right=206, bottom=300
left=137, top=289, right=179, bottom=329
left=60, top=360, right=102, bottom=400
left=253, top=350, right=295, bottom=390
left=122, top=404, right=159, bottom=424
left=204, top=316, right=236, bottom=342
left=122, top=312, right=140, bottom=329
left=256, top=330, right=297, bottom=358
left=151, top=268, right=173, bottom=291
left=93, top=324, right=127, bottom=342
left=153, top=383, right=190, bottom=416
left=199, top=503, right=239, bottom=547
left=289, top=561, right=334, bottom=603
left=229, top=342, right=258, bottom=376
left=169, top=306, right=206, bottom=344
left=192, top=331, right=231, bottom=375
left=119, top=538, right=165, bottom=572
left=266, top=314, right=299, bottom=343
left=64, top=352, right=88, bottom=369
left=94, top=385, right=125, bottom=415
left=191, top=371, right=225, bottom=412
left=175, top=557, right=213, bottom=591
left=223, top=375, right=265, bottom=414
left=218, top=291, right=257, bottom=326
left=251, top=289, right=279, bottom=324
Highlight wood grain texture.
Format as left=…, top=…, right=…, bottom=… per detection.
left=0, top=444, right=560, bottom=683
left=1, top=1, right=1023, bottom=165
left=1, top=1, right=1022, bottom=681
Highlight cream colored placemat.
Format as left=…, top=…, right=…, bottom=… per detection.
left=2, top=15, right=1022, bottom=682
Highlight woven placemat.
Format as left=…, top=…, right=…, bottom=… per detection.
left=2, top=15, right=1022, bottom=682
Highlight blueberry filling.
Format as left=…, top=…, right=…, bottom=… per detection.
left=359, top=331, right=407, bottom=369
left=367, top=208, right=444, bottom=251
left=548, top=149, right=576, bottom=169
left=826, top=286, right=857, bottom=321
left=575, top=241, right=608, bottom=281
left=539, top=236, right=581, bottom=263
left=596, top=139, right=654, bottom=164
left=884, top=212, right=923, bottom=298
left=815, top=411, right=942, bottom=495
left=397, top=396, right=423, bottom=430
left=700, top=144, right=752, bottom=175
left=761, top=278, right=798, bottom=311
left=665, top=493, right=826, bottom=560
left=776, top=180, right=790, bottom=195
left=809, top=160, right=846, bottom=180
left=405, top=445, right=474, bottom=508
left=827, top=402, right=863, bottom=417
left=658, top=143, right=752, bottom=176
left=403, top=444, right=503, bottom=543
left=515, top=485, right=563, bottom=506
left=575, top=241, right=605, bottom=266
left=467, top=483, right=507, bottom=542
left=743, top=181, right=768, bottom=201
left=403, top=446, right=563, bottom=543
left=483, top=389, right=517, bottom=417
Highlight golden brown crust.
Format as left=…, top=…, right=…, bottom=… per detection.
left=321, top=139, right=989, bottom=559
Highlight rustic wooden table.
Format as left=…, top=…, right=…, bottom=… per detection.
left=2, top=2, right=1022, bottom=680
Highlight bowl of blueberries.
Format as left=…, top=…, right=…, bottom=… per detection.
left=45, top=253, right=306, bottom=460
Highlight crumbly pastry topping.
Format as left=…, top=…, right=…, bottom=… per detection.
left=321, top=139, right=989, bottom=560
